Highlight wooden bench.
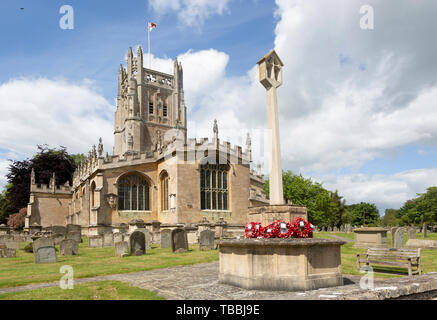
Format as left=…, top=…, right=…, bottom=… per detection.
left=357, top=247, right=421, bottom=276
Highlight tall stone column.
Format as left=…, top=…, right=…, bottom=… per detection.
left=258, top=50, right=285, bottom=205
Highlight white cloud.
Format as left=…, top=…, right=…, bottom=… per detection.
left=0, top=77, right=114, bottom=188
left=149, top=0, right=231, bottom=26
left=319, top=167, right=437, bottom=213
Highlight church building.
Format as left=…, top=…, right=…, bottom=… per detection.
left=26, top=46, right=268, bottom=235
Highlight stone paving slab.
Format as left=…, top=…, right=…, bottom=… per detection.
left=0, top=262, right=436, bottom=300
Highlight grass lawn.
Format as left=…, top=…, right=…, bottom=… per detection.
left=0, top=280, right=166, bottom=300
left=1, top=232, right=436, bottom=293
left=0, top=237, right=218, bottom=289
left=315, top=231, right=437, bottom=278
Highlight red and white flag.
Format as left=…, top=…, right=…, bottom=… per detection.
left=148, top=22, right=157, bottom=31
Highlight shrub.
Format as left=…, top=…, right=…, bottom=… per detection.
left=7, top=207, right=26, bottom=230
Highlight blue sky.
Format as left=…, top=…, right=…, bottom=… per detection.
left=1, top=0, right=437, bottom=215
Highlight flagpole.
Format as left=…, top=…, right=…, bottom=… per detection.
left=148, top=23, right=151, bottom=69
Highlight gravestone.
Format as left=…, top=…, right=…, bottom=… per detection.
left=0, top=234, right=14, bottom=245
left=66, top=232, right=82, bottom=244
left=199, top=230, right=215, bottom=251
left=423, top=223, right=428, bottom=238
left=394, top=228, right=405, bottom=249
left=391, top=227, right=399, bottom=246
left=327, top=226, right=332, bottom=232
left=5, top=241, right=19, bottom=250
left=60, top=239, right=78, bottom=255
left=146, top=230, right=152, bottom=250
left=33, top=237, right=56, bottom=264
left=0, top=224, right=10, bottom=235
left=115, top=241, right=129, bottom=257
left=129, top=231, right=146, bottom=256
left=49, top=226, right=67, bottom=236
left=66, top=224, right=81, bottom=235
left=51, top=234, right=65, bottom=245
left=171, top=228, right=188, bottom=253
left=408, top=227, right=416, bottom=240
left=160, top=229, right=172, bottom=248
left=4, top=248, right=16, bottom=258
left=103, top=233, right=114, bottom=247
left=333, top=227, right=339, bottom=232
left=113, top=232, right=124, bottom=244
left=89, top=235, right=103, bottom=248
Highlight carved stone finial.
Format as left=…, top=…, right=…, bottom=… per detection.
left=92, top=145, right=97, bottom=160
left=31, top=168, right=35, bottom=185
left=213, top=119, right=218, bottom=137
left=98, top=138, right=103, bottom=157
left=246, top=132, right=251, bottom=150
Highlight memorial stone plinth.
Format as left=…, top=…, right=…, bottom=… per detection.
left=353, top=227, right=389, bottom=248
left=217, top=238, right=345, bottom=291
left=248, top=204, right=308, bottom=226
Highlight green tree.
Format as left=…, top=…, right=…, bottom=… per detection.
left=396, top=187, right=437, bottom=226
left=264, top=171, right=345, bottom=228
left=4, top=145, right=77, bottom=219
left=0, top=184, right=13, bottom=224
left=381, top=208, right=398, bottom=226
left=346, top=202, right=380, bottom=226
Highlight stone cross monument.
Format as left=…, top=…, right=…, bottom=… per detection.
left=257, top=50, right=285, bottom=205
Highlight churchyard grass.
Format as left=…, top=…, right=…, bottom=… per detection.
left=315, top=231, right=437, bottom=277
left=0, top=237, right=218, bottom=289
left=1, top=233, right=436, bottom=290
left=0, top=280, right=166, bottom=300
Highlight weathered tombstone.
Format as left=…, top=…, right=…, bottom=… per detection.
left=199, top=230, right=215, bottom=251
left=89, top=235, right=103, bottom=248
left=171, top=228, right=188, bottom=253
left=33, top=237, right=56, bottom=263
left=391, top=227, right=399, bottom=246
left=423, top=223, right=428, bottom=238
left=5, top=241, right=19, bottom=250
left=113, top=232, right=124, bottom=244
left=66, top=231, right=82, bottom=244
left=0, top=234, right=14, bottom=245
left=66, top=224, right=81, bottom=235
left=333, top=226, right=339, bottom=232
left=129, top=231, right=146, bottom=256
left=51, top=233, right=65, bottom=245
left=160, top=229, right=172, bottom=248
left=4, top=248, right=16, bottom=258
left=327, top=226, right=332, bottom=232
left=50, top=226, right=67, bottom=236
left=103, top=232, right=114, bottom=247
left=394, top=228, right=405, bottom=249
left=60, top=239, right=78, bottom=256
left=115, top=241, right=129, bottom=257
left=408, top=227, right=416, bottom=240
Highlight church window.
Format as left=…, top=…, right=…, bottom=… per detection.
left=200, top=164, right=229, bottom=211
left=118, top=174, right=150, bottom=211
left=90, top=181, right=96, bottom=208
left=163, top=104, right=168, bottom=117
left=149, top=102, right=154, bottom=114
left=161, top=171, right=169, bottom=211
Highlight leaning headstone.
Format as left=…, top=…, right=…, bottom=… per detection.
left=4, top=248, right=16, bottom=258
left=89, top=235, right=103, bottom=248
left=115, top=241, right=129, bottom=257
left=60, top=239, right=78, bottom=256
left=129, top=231, right=146, bottom=256
left=161, top=229, right=172, bottom=248
left=66, top=232, right=82, bottom=244
left=103, top=233, right=114, bottom=247
left=408, top=227, right=416, bottom=240
left=113, top=232, right=124, bottom=244
left=171, top=228, right=188, bottom=253
left=423, top=223, right=428, bottom=238
left=199, top=230, right=215, bottom=251
left=33, top=237, right=56, bottom=264
left=394, top=228, right=405, bottom=249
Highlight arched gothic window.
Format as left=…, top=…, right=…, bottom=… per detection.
left=200, top=164, right=229, bottom=210
left=90, top=181, right=96, bottom=208
left=160, top=171, right=169, bottom=211
left=118, top=174, right=150, bottom=211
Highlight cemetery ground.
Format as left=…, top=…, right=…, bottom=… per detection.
left=0, top=232, right=436, bottom=300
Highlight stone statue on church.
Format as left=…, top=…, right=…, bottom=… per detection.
left=98, top=137, right=103, bottom=157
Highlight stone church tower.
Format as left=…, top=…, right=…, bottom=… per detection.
left=113, top=46, right=187, bottom=155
